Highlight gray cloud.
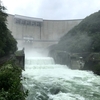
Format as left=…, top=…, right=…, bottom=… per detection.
left=2, top=0, right=100, bottom=20
left=37, top=0, right=64, bottom=19
left=37, top=0, right=100, bottom=19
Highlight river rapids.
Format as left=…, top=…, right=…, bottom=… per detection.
left=22, top=56, right=100, bottom=100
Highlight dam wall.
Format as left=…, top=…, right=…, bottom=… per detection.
left=7, top=14, right=82, bottom=50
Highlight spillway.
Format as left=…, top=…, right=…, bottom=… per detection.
left=22, top=56, right=100, bottom=100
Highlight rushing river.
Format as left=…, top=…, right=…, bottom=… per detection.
left=22, top=56, right=100, bottom=100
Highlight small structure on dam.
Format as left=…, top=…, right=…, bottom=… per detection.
left=7, top=14, right=82, bottom=49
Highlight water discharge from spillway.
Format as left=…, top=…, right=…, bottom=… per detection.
left=22, top=55, right=100, bottom=100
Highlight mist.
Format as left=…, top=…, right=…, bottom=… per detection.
left=25, top=49, right=49, bottom=58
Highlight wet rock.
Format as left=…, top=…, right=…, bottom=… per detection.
left=82, top=53, right=100, bottom=75
left=14, top=48, right=25, bottom=70
left=50, top=87, right=60, bottom=95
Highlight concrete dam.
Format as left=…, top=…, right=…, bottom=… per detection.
left=7, top=14, right=82, bottom=50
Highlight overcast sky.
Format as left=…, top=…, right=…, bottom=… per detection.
left=2, top=0, right=100, bottom=20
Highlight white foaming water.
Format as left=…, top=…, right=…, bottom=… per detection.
left=22, top=56, right=100, bottom=100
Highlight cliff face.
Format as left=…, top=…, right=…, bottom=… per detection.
left=49, top=10, right=100, bottom=75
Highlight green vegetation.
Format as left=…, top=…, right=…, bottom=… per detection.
left=0, top=2, right=27, bottom=100
left=49, top=10, right=100, bottom=74
left=0, top=60, right=28, bottom=100
left=0, top=3, right=17, bottom=57
left=50, top=10, right=100, bottom=53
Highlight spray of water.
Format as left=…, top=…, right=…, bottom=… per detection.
left=22, top=50, right=100, bottom=100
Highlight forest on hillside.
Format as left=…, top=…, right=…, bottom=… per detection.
left=50, top=10, right=100, bottom=53
left=0, top=4, right=17, bottom=57
left=49, top=10, right=100, bottom=75
left=0, top=2, right=27, bottom=100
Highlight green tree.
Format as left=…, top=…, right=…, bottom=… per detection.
left=0, top=2, right=17, bottom=57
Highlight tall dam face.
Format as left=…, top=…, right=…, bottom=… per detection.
left=7, top=14, right=82, bottom=50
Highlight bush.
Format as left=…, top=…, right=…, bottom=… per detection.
left=0, top=61, right=28, bottom=100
